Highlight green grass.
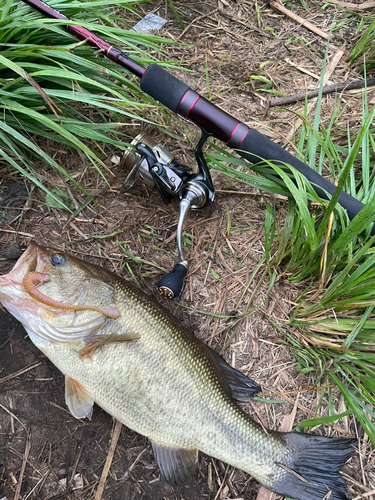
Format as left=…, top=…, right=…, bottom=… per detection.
left=269, top=93, right=375, bottom=444
left=323, top=4, right=375, bottom=73
left=206, top=73, right=375, bottom=444
left=282, top=101, right=375, bottom=441
left=0, top=0, right=180, bottom=206
left=0, top=339, right=10, bottom=350
left=348, top=18, right=375, bottom=72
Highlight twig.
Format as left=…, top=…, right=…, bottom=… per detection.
left=325, top=0, right=375, bottom=10
left=68, top=444, right=85, bottom=492
left=0, top=401, right=26, bottom=430
left=177, top=8, right=219, bottom=41
left=265, top=0, right=330, bottom=40
left=212, top=460, right=228, bottom=500
left=9, top=472, right=18, bottom=485
left=341, top=472, right=373, bottom=491
left=353, top=490, right=375, bottom=500
left=278, top=393, right=299, bottom=432
left=9, top=397, right=15, bottom=434
left=13, top=431, right=31, bottom=500
left=23, top=471, right=49, bottom=500
left=0, top=228, right=35, bottom=237
left=217, top=461, right=238, bottom=497
left=0, top=361, right=42, bottom=386
left=120, top=447, right=147, bottom=480
left=94, top=419, right=123, bottom=500
left=8, top=447, right=42, bottom=475
left=270, top=78, right=375, bottom=107
left=285, top=58, right=321, bottom=80
left=268, top=362, right=298, bottom=381
left=286, top=49, right=344, bottom=140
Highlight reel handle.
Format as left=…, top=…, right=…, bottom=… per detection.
left=120, top=133, right=215, bottom=299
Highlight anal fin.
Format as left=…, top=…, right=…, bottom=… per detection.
left=151, top=441, right=198, bottom=486
left=80, top=331, right=141, bottom=359
left=65, top=376, right=94, bottom=420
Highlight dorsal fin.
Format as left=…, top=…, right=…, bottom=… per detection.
left=65, top=376, right=94, bottom=420
left=151, top=441, right=198, bottom=486
left=207, top=346, right=261, bottom=402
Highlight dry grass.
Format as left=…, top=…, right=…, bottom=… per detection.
left=1, top=0, right=374, bottom=499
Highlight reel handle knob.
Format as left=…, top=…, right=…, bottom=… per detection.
left=158, top=261, right=188, bottom=299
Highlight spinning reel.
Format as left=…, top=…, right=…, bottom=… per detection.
left=120, top=131, right=215, bottom=299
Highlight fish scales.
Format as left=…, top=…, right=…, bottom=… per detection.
left=0, top=243, right=356, bottom=500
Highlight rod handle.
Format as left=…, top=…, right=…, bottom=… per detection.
left=140, top=64, right=190, bottom=113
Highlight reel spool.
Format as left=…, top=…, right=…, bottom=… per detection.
left=120, top=134, right=176, bottom=192
left=120, top=132, right=215, bottom=298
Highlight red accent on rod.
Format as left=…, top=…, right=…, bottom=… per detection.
left=69, top=25, right=112, bottom=53
left=186, top=96, right=200, bottom=119
left=236, top=129, right=250, bottom=149
left=177, top=90, right=191, bottom=114
left=226, top=123, right=240, bottom=145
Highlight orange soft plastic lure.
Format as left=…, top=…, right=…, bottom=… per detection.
left=23, top=271, right=120, bottom=319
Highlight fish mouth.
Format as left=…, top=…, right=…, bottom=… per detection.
left=0, top=242, right=38, bottom=287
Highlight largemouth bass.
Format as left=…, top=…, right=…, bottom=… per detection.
left=0, top=243, right=356, bottom=500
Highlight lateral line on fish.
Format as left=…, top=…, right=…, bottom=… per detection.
left=23, top=271, right=120, bottom=319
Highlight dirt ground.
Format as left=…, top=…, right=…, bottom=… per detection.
left=1, top=0, right=374, bottom=499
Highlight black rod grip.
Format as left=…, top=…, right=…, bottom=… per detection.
left=238, top=129, right=374, bottom=234
left=140, top=64, right=190, bottom=113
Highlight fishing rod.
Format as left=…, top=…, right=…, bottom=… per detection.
left=21, top=0, right=375, bottom=297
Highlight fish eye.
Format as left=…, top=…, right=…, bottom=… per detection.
left=50, top=253, right=67, bottom=267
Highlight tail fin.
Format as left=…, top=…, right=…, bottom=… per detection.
left=274, top=433, right=356, bottom=500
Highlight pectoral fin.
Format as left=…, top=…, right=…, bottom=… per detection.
left=208, top=346, right=261, bottom=402
left=65, top=376, right=94, bottom=420
left=80, top=331, right=141, bottom=359
left=151, top=441, right=198, bottom=486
